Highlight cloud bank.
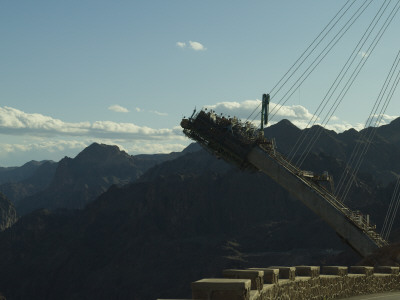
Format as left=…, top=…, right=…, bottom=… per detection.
left=0, top=105, right=190, bottom=166
left=205, top=99, right=398, bottom=132
left=0, top=106, right=189, bottom=166
left=0, top=106, right=181, bottom=140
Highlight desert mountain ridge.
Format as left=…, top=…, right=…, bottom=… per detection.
left=1, top=118, right=400, bottom=299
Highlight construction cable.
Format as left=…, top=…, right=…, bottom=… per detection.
left=252, top=0, right=372, bottom=127
left=287, top=0, right=393, bottom=163
left=335, top=50, right=400, bottom=195
left=336, top=50, right=400, bottom=198
left=245, top=0, right=357, bottom=122
left=339, top=58, right=400, bottom=201
left=295, top=0, right=400, bottom=168
left=268, top=0, right=355, bottom=97
left=267, top=0, right=373, bottom=123
left=336, top=49, right=400, bottom=195
left=340, top=66, right=400, bottom=203
left=384, top=177, right=400, bottom=240
left=381, top=176, right=400, bottom=238
left=295, top=1, right=400, bottom=168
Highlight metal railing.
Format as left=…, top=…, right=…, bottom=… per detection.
left=259, top=143, right=388, bottom=247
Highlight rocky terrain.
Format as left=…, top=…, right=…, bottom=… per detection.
left=0, top=193, right=17, bottom=231
left=0, top=161, right=57, bottom=206
left=0, top=118, right=400, bottom=299
left=0, top=160, right=53, bottom=184
left=0, top=143, right=187, bottom=216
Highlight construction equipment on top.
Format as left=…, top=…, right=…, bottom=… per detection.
left=261, top=94, right=270, bottom=130
left=180, top=97, right=388, bottom=257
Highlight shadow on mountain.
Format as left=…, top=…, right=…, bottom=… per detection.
left=1, top=119, right=400, bottom=299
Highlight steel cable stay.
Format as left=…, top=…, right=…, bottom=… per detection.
left=335, top=51, right=400, bottom=195
left=250, top=0, right=373, bottom=127
left=385, top=190, right=400, bottom=240
left=245, top=0, right=359, bottom=122
left=338, top=53, right=400, bottom=200
left=336, top=51, right=400, bottom=200
left=339, top=66, right=400, bottom=203
left=383, top=176, right=400, bottom=240
left=294, top=1, right=400, bottom=168
left=296, top=45, right=399, bottom=172
left=267, top=0, right=373, bottom=123
left=381, top=176, right=400, bottom=239
left=339, top=71, right=400, bottom=203
left=335, top=50, right=400, bottom=195
left=295, top=3, right=400, bottom=169
left=287, top=0, right=394, bottom=163
left=268, top=0, right=356, bottom=98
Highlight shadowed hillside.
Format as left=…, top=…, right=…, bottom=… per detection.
left=14, top=143, right=187, bottom=215
left=1, top=119, right=400, bottom=299
left=0, top=193, right=17, bottom=231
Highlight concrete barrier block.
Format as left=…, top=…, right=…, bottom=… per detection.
left=248, top=268, right=279, bottom=284
left=249, top=290, right=259, bottom=300
left=268, top=266, right=296, bottom=280
left=322, top=266, right=348, bottom=276
left=192, top=278, right=251, bottom=300
left=375, top=266, right=400, bottom=274
left=349, top=266, right=374, bottom=276
left=222, top=269, right=264, bottom=291
left=295, top=265, right=320, bottom=278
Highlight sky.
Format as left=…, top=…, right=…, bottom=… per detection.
left=1, top=0, right=400, bottom=167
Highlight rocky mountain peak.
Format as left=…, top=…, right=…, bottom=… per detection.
left=74, top=143, right=131, bottom=165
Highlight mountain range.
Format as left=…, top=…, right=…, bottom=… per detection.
left=1, top=118, right=400, bottom=299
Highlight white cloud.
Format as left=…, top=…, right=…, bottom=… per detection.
left=0, top=106, right=192, bottom=166
left=0, top=106, right=182, bottom=140
left=176, top=40, right=206, bottom=51
left=135, top=107, right=142, bottom=112
left=108, top=105, right=129, bottom=113
left=205, top=99, right=398, bottom=133
left=359, top=51, right=369, bottom=58
left=189, top=41, right=206, bottom=51
left=0, top=106, right=90, bottom=135
left=367, top=113, right=399, bottom=127
left=0, top=140, right=87, bottom=154
left=124, top=142, right=186, bottom=154
left=206, top=99, right=315, bottom=123
left=150, top=110, right=168, bottom=116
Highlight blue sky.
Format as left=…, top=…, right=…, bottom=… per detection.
left=1, top=1, right=400, bottom=166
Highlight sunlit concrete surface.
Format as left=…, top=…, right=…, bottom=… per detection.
left=341, top=291, right=400, bottom=299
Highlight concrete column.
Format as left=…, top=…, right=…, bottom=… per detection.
left=191, top=278, right=251, bottom=300
left=269, top=266, right=296, bottom=280
left=375, top=266, right=400, bottom=274
left=295, top=266, right=320, bottom=278
left=248, top=268, right=279, bottom=284
left=222, top=269, right=264, bottom=291
left=321, top=266, right=348, bottom=276
left=350, top=266, right=374, bottom=276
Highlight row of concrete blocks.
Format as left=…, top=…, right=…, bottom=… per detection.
left=158, top=265, right=400, bottom=300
